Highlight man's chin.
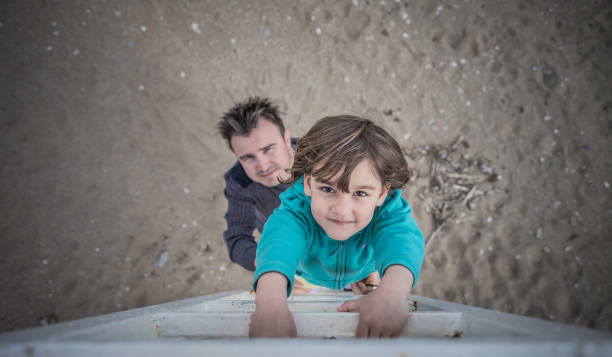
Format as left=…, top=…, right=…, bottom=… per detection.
left=257, top=176, right=281, bottom=187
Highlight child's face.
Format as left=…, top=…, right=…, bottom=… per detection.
left=303, top=159, right=389, bottom=241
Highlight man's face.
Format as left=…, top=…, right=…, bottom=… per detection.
left=303, top=159, right=389, bottom=241
left=231, top=119, right=294, bottom=187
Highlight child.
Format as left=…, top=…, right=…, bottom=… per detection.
left=249, top=115, right=424, bottom=338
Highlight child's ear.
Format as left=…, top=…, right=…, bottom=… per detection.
left=376, top=184, right=390, bottom=206
left=303, top=175, right=312, bottom=197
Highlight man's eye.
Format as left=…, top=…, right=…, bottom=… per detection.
left=354, top=191, right=368, bottom=197
left=320, top=186, right=335, bottom=193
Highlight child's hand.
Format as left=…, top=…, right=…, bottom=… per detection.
left=249, top=272, right=297, bottom=338
left=337, top=288, right=408, bottom=337
left=249, top=304, right=297, bottom=338
left=337, top=265, right=413, bottom=338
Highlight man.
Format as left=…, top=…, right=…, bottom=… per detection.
left=217, top=97, right=296, bottom=271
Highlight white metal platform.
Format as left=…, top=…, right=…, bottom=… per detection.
left=0, top=290, right=610, bottom=356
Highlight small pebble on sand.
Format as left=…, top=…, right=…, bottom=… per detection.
left=191, top=23, right=201, bottom=34
left=158, top=251, right=168, bottom=268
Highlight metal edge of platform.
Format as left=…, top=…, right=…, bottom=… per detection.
left=0, top=290, right=610, bottom=352
left=1, top=339, right=612, bottom=357
left=0, top=290, right=243, bottom=342
left=409, top=295, right=612, bottom=340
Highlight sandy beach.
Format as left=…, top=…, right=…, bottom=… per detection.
left=1, top=0, right=611, bottom=332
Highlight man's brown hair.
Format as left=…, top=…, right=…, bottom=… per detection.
left=218, top=97, right=285, bottom=151
left=287, top=115, right=410, bottom=192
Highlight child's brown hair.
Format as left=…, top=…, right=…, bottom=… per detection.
left=286, top=115, right=410, bottom=192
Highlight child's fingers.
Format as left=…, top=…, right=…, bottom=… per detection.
left=336, top=300, right=359, bottom=312
left=355, top=320, right=369, bottom=338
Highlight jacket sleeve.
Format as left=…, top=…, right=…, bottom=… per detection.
left=252, top=195, right=308, bottom=296
left=222, top=177, right=257, bottom=271
left=372, top=192, right=425, bottom=287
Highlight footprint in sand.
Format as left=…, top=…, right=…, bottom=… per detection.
left=343, top=6, right=370, bottom=41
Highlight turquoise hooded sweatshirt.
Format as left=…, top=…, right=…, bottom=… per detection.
left=253, top=177, right=424, bottom=295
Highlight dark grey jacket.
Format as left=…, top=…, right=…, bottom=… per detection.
left=221, top=138, right=297, bottom=271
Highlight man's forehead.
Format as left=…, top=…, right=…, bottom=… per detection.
left=230, top=122, right=283, bottom=153
left=232, top=138, right=276, bottom=156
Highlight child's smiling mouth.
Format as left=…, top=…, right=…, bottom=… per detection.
left=328, top=218, right=354, bottom=225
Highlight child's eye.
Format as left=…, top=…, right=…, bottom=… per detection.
left=354, top=191, right=368, bottom=197
left=320, top=186, right=335, bottom=193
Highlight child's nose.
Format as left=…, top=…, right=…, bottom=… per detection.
left=333, top=194, right=352, bottom=215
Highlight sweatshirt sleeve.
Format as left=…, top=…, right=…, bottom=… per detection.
left=222, top=176, right=257, bottom=271
left=253, top=190, right=309, bottom=296
left=372, top=191, right=425, bottom=287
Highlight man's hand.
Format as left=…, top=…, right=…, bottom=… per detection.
left=337, top=265, right=413, bottom=338
left=350, top=271, right=381, bottom=295
left=249, top=272, right=297, bottom=338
